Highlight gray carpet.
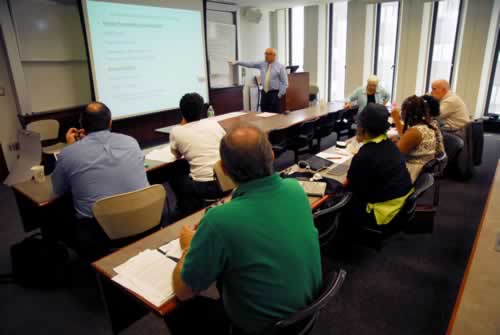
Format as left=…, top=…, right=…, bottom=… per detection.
left=0, top=133, right=498, bottom=335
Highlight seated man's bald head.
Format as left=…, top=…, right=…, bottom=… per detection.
left=80, top=101, right=112, bottom=133
left=431, top=79, right=450, bottom=101
left=220, top=124, right=274, bottom=183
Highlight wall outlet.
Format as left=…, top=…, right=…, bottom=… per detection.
left=0, top=87, right=5, bottom=96
left=8, top=142, right=19, bottom=152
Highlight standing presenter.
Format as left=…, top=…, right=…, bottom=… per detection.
left=229, top=48, right=288, bottom=113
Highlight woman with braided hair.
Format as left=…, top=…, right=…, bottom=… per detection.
left=391, top=95, right=444, bottom=182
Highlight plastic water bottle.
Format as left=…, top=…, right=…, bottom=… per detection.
left=207, top=105, right=215, bottom=118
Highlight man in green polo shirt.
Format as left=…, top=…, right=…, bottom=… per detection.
left=170, top=124, right=322, bottom=334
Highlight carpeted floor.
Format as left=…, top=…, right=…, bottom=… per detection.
left=0, top=133, right=498, bottom=335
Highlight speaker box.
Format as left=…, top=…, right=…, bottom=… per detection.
left=241, top=7, right=262, bottom=24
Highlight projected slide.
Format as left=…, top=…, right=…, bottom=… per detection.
left=82, top=0, right=208, bottom=119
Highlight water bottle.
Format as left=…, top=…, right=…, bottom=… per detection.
left=207, top=105, right=215, bottom=118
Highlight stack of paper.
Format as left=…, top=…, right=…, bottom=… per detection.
left=145, top=145, right=176, bottom=164
left=256, top=112, right=278, bottom=118
left=316, top=147, right=352, bottom=165
left=159, top=238, right=183, bottom=260
left=112, top=249, right=177, bottom=307
left=213, top=111, right=247, bottom=121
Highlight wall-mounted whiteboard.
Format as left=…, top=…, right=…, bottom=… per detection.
left=207, top=21, right=237, bottom=88
left=10, top=0, right=87, bottom=61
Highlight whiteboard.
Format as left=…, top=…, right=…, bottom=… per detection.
left=23, top=62, right=92, bottom=113
left=207, top=21, right=237, bottom=88
left=10, top=0, right=87, bottom=61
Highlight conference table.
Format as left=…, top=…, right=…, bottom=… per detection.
left=11, top=102, right=346, bottom=234
left=91, top=138, right=352, bottom=334
left=446, top=160, right=500, bottom=335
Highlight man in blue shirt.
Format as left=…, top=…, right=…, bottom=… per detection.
left=52, top=102, right=149, bottom=255
left=345, top=75, right=390, bottom=113
left=230, top=48, right=288, bottom=113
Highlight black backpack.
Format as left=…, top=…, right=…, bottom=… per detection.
left=9, top=233, right=71, bottom=288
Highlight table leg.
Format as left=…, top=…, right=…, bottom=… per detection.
left=96, top=272, right=148, bottom=334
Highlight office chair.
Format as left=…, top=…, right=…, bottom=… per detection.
left=357, top=173, right=435, bottom=251
left=92, top=185, right=166, bottom=246
left=270, top=269, right=347, bottom=335
left=313, top=192, right=352, bottom=248
left=268, top=128, right=289, bottom=159
left=287, top=119, right=318, bottom=163
left=420, top=152, right=447, bottom=207
left=313, top=112, right=338, bottom=150
left=26, top=119, right=67, bottom=155
left=309, top=85, right=319, bottom=105
left=213, top=160, right=236, bottom=194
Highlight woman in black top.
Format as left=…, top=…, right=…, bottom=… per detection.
left=343, top=103, right=413, bottom=227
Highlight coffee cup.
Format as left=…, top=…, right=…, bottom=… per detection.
left=30, top=165, right=45, bottom=183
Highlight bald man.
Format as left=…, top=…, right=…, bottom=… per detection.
left=431, top=80, right=470, bottom=130
left=230, top=48, right=288, bottom=113
left=52, top=102, right=149, bottom=254
left=168, top=124, right=321, bottom=334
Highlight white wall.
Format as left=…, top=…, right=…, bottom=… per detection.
left=455, top=0, right=496, bottom=118
left=0, top=30, right=21, bottom=170
left=239, top=9, right=271, bottom=110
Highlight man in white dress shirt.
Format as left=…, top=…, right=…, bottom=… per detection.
left=230, top=48, right=288, bottom=113
left=170, top=93, right=226, bottom=216
left=431, top=79, right=471, bottom=131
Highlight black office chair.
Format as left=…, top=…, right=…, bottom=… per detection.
left=442, top=131, right=464, bottom=178
left=357, top=173, right=435, bottom=251
left=333, top=108, right=358, bottom=140
left=270, top=269, right=347, bottom=335
left=313, top=192, right=352, bottom=248
left=420, top=152, right=447, bottom=207
left=287, top=119, right=318, bottom=163
left=313, top=112, right=338, bottom=150
left=268, top=128, right=289, bottom=159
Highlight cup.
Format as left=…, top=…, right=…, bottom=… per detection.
left=31, top=165, right=45, bottom=183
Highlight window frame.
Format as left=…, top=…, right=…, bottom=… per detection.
left=373, top=1, right=401, bottom=98
left=327, top=3, right=334, bottom=101
left=485, top=28, right=500, bottom=116
left=424, top=0, right=464, bottom=92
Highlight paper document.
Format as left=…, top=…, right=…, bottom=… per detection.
left=113, top=249, right=177, bottom=307
left=159, top=239, right=183, bottom=260
left=316, top=147, right=352, bottom=165
left=213, top=111, right=247, bottom=121
left=256, top=112, right=278, bottom=118
left=145, top=144, right=176, bottom=164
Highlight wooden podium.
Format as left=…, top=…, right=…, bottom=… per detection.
left=281, top=72, right=310, bottom=113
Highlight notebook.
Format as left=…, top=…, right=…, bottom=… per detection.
left=298, top=181, right=327, bottom=197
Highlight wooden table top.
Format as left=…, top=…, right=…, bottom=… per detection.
left=447, top=161, right=500, bottom=335
left=12, top=103, right=346, bottom=207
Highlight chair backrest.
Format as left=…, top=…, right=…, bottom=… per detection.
left=269, top=128, right=289, bottom=157
left=413, top=173, right=435, bottom=199
left=313, top=192, right=352, bottom=247
left=291, top=119, right=317, bottom=140
left=316, top=112, right=337, bottom=131
left=26, top=120, right=60, bottom=141
left=471, top=119, right=484, bottom=166
left=92, top=185, right=166, bottom=240
left=272, top=269, right=347, bottom=335
left=442, top=131, right=464, bottom=163
left=213, top=160, right=237, bottom=193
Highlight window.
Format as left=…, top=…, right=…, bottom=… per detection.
left=289, top=6, right=304, bottom=71
left=486, top=31, right=500, bottom=115
left=328, top=1, right=348, bottom=101
left=374, top=1, right=400, bottom=99
left=426, top=0, right=463, bottom=91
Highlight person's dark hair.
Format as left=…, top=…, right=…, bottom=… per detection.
left=421, top=94, right=440, bottom=117
left=179, top=93, right=204, bottom=122
left=220, top=124, right=274, bottom=183
left=358, top=103, right=390, bottom=137
left=80, top=102, right=111, bottom=133
left=401, top=95, right=434, bottom=132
